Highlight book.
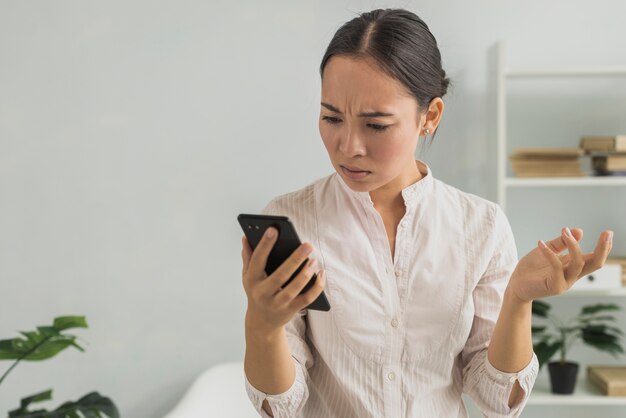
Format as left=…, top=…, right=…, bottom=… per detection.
left=511, top=160, right=583, bottom=169
left=592, top=155, right=626, bottom=172
left=580, top=135, right=626, bottom=152
left=514, top=171, right=586, bottom=177
left=511, top=148, right=584, bottom=159
left=587, top=366, right=626, bottom=396
left=509, top=148, right=585, bottom=177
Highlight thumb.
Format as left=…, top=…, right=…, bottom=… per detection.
left=241, top=236, right=252, bottom=274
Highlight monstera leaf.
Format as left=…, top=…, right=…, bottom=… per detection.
left=0, top=316, right=87, bottom=362
left=8, top=389, right=119, bottom=418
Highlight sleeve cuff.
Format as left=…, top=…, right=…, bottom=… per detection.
left=484, top=351, right=539, bottom=415
left=244, top=359, right=308, bottom=417
left=484, top=351, right=539, bottom=385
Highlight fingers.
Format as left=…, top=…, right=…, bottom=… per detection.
left=275, top=258, right=320, bottom=305
left=290, top=270, right=327, bottom=312
left=538, top=239, right=566, bottom=293
left=247, top=227, right=279, bottom=279
left=561, top=227, right=585, bottom=283
left=260, top=243, right=314, bottom=294
left=545, top=226, right=582, bottom=253
left=580, top=230, right=614, bottom=277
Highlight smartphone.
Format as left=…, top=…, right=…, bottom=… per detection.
left=238, top=213, right=331, bottom=312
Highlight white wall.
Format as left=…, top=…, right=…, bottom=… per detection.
left=1, top=1, right=625, bottom=417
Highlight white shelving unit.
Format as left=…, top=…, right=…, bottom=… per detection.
left=528, top=376, right=626, bottom=405
left=496, top=41, right=626, bottom=211
left=505, top=177, right=626, bottom=188
left=553, top=288, right=626, bottom=297
left=496, top=41, right=626, bottom=406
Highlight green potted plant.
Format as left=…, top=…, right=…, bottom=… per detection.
left=532, top=300, right=624, bottom=394
left=0, top=315, right=119, bottom=417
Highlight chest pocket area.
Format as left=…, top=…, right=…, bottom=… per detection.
left=322, top=263, right=387, bottom=364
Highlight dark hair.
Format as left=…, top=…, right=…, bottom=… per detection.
left=320, top=8, right=450, bottom=141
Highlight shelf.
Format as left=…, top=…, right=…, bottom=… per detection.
left=505, top=177, right=626, bottom=187
left=505, top=68, right=626, bottom=78
left=528, top=375, right=626, bottom=405
left=543, top=287, right=626, bottom=298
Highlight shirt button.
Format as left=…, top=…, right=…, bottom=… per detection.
left=509, top=376, right=516, bottom=383
left=391, top=319, right=399, bottom=328
left=387, top=372, right=396, bottom=381
left=394, top=269, right=401, bottom=278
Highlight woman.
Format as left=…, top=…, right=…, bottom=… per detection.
left=241, top=9, right=613, bottom=418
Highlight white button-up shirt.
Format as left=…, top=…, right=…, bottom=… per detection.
left=244, top=160, right=539, bottom=417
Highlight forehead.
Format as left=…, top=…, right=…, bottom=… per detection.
left=321, top=55, right=414, bottom=108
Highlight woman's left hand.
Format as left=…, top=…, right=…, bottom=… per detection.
left=506, top=227, right=614, bottom=304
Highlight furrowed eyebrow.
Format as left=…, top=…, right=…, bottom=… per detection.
left=321, top=102, right=394, bottom=117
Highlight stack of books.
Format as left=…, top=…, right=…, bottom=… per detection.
left=607, top=257, right=626, bottom=286
left=509, top=148, right=585, bottom=177
left=587, top=365, right=626, bottom=396
left=580, top=135, right=626, bottom=176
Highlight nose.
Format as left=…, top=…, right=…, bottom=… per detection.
left=338, top=125, right=366, bottom=157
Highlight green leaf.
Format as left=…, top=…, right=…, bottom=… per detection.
left=0, top=338, right=76, bottom=361
left=0, top=318, right=85, bottom=361
left=582, top=331, right=621, bottom=344
left=53, top=316, right=88, bottom=332
left=532, top=300, right=551, bottom=317
left=37, top=327, right=60, bottom=338
left=21, top=389, right=53, bottom=410
left=579, top=315, right=617, bottom=323
left=581, top=303, right=621, bottom=315
left=7, top=389, right=53, bottom=416
left=533, top=340, right=561, bottom=369
left=582, top=338, right=625, bottom=356
left=583, top=324, right=624, bottom=336
left=70, top=341, right=85, bottom=352
left=8, top=391, right=119, bottom=418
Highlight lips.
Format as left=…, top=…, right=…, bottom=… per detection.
left=340, top=165, right=371, bottom=180
left=341, top=165, right=370, bottom=173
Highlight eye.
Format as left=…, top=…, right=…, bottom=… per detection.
left=322, top=116, right=342, bottom=124
left=367, top=123, right=389, bottom=132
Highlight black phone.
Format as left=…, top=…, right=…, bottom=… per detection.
left=237, top=213, right=331, bottom=312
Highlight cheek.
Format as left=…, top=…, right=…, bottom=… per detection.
left=319, top=123, right=337, bottom=151
left=369, top=132, right=412, bottom=161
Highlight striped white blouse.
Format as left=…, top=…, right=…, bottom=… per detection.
left=244, top=160, right=539, bottom=417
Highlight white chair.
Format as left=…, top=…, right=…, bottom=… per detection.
left=163, top=361, right=259, bottom=418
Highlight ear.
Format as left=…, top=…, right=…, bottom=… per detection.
left=420, top=97, right=444, bottom=136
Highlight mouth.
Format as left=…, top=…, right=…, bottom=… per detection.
left=340, top=165, right=371, bottom=179
left=341, top=165, right=370, bottom=173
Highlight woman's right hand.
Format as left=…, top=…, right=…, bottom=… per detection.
left=241, top=226, right=326, bottom=333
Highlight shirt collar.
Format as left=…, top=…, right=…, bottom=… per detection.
left=334, top=160, right=434, bottom=210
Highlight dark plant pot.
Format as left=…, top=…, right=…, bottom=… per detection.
left=548, top=361, right=579, bottom=394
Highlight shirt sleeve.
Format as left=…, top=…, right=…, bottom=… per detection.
left=243, top=198, right=315, bottom=418
left=460, top=203, right=539, bottom=417
left=244, top=311, right=314, bottom=418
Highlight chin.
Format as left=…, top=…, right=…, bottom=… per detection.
left=345, top=182, right=372, bottom=192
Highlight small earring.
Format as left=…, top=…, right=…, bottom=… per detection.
left=424, top=128, right=430, bottom=135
